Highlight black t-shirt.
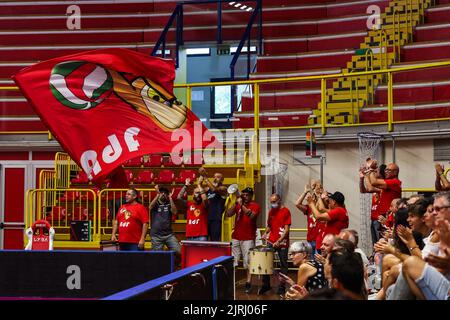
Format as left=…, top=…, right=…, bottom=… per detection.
left=206, top=190, right=226, bottom=221
left=150, top=202, right=173, bottom=237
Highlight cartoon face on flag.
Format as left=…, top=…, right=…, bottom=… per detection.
left=13, top=49, right=220, bottom=183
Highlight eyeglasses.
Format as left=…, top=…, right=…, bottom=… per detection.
left=288, top=251, right=301, bottom=257
left=432, top=205, right=450, bottom=213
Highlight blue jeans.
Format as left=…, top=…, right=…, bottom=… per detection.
left=371, top=220, right=382, bottom=245
left=187, top=236, right=208, bottom=241
left=119, top=243, right=140, bottom=251
left=208, top=220, right=222, bottom=241
left=416, top=264, right=450, bottom=300
left=151, top=233, right=181, bottom=254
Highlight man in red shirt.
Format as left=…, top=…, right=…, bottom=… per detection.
left=365, top=160, right=402, bottom=244
left=111, top=188, right=149, bottom=251
left=307, top=191, right=349, bottom=239
left=261, top=193, right=292, bottom=295
left=179, top=177, right=209, bottom=241
left=226, top=187, right=260, bottom=294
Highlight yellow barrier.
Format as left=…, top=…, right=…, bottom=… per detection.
left=25, top=188, right=98, bottom=246
left=97, top=188, right=156, bottom=239
left=54, top=152, right=79, bottom=189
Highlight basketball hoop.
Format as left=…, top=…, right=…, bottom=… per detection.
left=357, top=132, right=383, bottom=256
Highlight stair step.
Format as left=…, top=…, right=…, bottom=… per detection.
left=327, top=89, right=372, bottom=97
left=320, top=100, right=366, bottom=109
left=382, top=14, right=421, bottom=24
left=352, top=52, right=396, bottom=61
left=333, top=77, right=381, bottom=89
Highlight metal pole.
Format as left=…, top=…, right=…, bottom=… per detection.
left=258, top=0, right=263, bottom=55
left=217, top=1, right=222, bottom=44
left=247, top=34, right=251, bottom=79
left=320, top=156, right=324, bottom=186
left=392, top=135, right=396, bottom=164
left=387, top=72, right=393, bottom=132
left=321, top=78, right=327, bottom=135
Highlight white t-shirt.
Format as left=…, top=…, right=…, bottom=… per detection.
left=355, top=248, right=370, bottom=267
left=421, top=231, right=440, bottom=259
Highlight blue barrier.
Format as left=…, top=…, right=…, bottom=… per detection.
left=103, top=256, right=234, bottom=300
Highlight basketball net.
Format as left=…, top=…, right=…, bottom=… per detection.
left=357, top=132, right=383, bottom=256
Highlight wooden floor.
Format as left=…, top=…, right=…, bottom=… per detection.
left=234, top=269, right=298, bottom=300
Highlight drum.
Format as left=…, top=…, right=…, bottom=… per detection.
left=249, top=246, right=274, bottom=275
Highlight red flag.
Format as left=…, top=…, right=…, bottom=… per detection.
left=13, top=48, right=219, bottom=183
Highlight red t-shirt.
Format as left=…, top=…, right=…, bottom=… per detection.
left=267, top=206, right=292, bottom=248
left=370, top=193, right=380, bottom=221
left=324, top=206, right=349, bottom=236
left=303, top=206, right=320, bottom=242
left=315, top=221, right=326, bottom=249
left=117, top=203, right=149, bottom=244
left=385, top=212, right=395, bottom=229
left=231, top=201, right=261, bottom=241
left=186, top=201, right=208, bottom=238
left=375, top=178, right=402, bottom=220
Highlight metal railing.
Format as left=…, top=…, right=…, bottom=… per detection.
left=25, top=188, right=98, bottom=243
left=173, top=59, right=450, bottom=135
left=151, top=0, right=262, bottom=80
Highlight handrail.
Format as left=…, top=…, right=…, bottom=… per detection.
left=151, top=0, right=262, bottom=72
left=173, top=60, right=450, bottom=88
left=229, top=0, right=262, bottom=81
left=151, top=5, right=181, bottom=65
left=3, top=60, right=450, bottom=135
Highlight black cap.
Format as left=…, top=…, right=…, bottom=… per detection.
left=242, top=187, right=254, bottom=194
left=329, top=191, right=345, bottom=205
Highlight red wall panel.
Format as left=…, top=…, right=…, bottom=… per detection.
left=3, top=230, right=24, bottom=250
left=0, top=152, right=28, bottom=160
left=3, top=168, right=25, bottom=249
left=4, top=168, right=25, bottom=222
left=32, top=151, right=56, bottom=161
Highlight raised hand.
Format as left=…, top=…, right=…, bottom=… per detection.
left=285, top=285, right=308, bottom=300
left=198, top=167, right=207, bottom=177
left=373, top=238, right=394, bottom=254
left=396, top=224, right=414, bottom=245
left=314, top=253, right=326, bottom=264
left=306, top=194, right=314, bottom=204
left=435, top=219, right=450, bottom=249
left=359, top=166, right=366, bottom=178
left=435, top=163, right=445, bottom=175
left=185, top=177, right=191, bottom=186
left=304, top=184, right=311, bottom=194
left=378, top=215, right=387, bottom=225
